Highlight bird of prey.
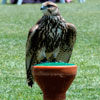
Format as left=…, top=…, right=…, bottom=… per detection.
left=26, top=1, right=77, bottom=87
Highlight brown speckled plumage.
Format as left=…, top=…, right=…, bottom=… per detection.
left=26, top=1, right=77, bottom=87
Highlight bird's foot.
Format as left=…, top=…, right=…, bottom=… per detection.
left=51, top=58, right=57, bottom=62
left=40, top=57, right=48, bottom=63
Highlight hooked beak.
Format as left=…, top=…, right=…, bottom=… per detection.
left=40, top=6, right=46, bottom=10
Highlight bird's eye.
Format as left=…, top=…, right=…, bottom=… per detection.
left=47, top=5, right=53, bottom=8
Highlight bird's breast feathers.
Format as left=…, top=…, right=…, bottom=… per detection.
left=38, top=16, right=67, bottom=39
left=34, top=16, right=68, bottom=52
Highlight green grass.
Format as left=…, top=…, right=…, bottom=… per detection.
left=0, top=0, right=100, bottom=100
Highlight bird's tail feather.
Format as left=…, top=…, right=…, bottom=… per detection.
left=26, top=53, right=35, bottom=87
left=27, top=69, right=34, bottom=87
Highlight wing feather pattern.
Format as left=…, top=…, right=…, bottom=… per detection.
left=57, top=23, right=77, bottom=63
left=26, top=25, right=39, bottom=87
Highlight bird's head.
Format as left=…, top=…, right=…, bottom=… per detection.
left=40, top=1, right=59, bottom=16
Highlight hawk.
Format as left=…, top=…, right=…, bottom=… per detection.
left=26, top=1, right=77, bottom=87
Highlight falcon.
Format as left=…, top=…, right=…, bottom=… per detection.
left=26, top=1, right=77, bottom=87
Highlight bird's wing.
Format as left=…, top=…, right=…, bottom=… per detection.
left=26, top=24, right=39, bottom=74
left=56, top=23, right=77, bottom=63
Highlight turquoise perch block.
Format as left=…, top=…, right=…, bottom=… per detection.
left=35, top=62, right=75, bottom=66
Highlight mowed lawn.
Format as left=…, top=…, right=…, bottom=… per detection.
left=0, top=0, right=100, bottom=100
